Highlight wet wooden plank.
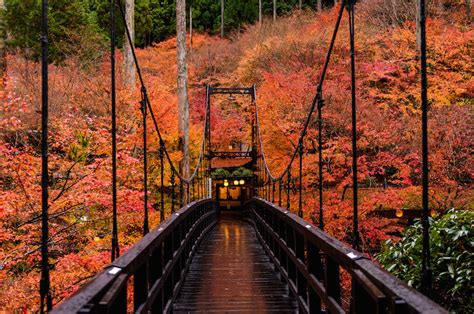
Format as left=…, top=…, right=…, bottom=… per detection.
left=173, top=212, right=297, bottom=313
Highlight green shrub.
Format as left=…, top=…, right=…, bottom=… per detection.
left=377, top=209, right=473, bottom=312
left=211, top=168, right=231, bottom=178
left=231, top=167, right=253, bottom=177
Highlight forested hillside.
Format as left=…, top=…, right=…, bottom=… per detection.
left=0, top=0, right=472, bottom=311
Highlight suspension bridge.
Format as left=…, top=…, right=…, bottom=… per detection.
left=33, top=0, right=448, bottom=313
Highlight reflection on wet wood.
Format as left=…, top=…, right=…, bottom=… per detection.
left=173, top=212, right=297, bottom=313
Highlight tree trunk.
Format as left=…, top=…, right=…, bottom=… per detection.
left=466, top=0, right=471, bottom=22
left=317, top=0, right=322, bottom=11
left=189, top=1, right=193, bottom=54
left=124, top=0, right=135, bottom=87
left=259, top=0, right=262, bottom=25
left=221, top=0, right=224, bottom=38
left=391, top=0, right=399, bottom=25
left=299, top=0, right=302, bottom=10
left=273, top=0, right=276, bottom=21
left=416, top=0, right=421, bottom=50
left=0, top=0, right=6, bottom=79
left=176, top=0, right=190, bottom=182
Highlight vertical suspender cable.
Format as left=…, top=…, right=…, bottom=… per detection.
left=40, top=0, right=52, bottom=311
left=287, top=170, right=291, bottom=210
left=180, top=181, right=184, bottom=207
left=141, top=89, right=149, bottom=235
left=159, top=143, right=165, bottom=221
left=206, top=85, right=212, bottom=196
left=171, top=171, right=176, bottom=213
left=279, top=180, right=282, bottom=206
left=187, top=182, right=191, bottom=204
left=272, top=181, right=275, bottom=203
left=110, top=0, right=120, bottom=261
left=348, top=0, right=360, bottom=250
left=197, top=169, right=200, bottom=199
left=317, top=94, right=324, bottom=230
left=419, top=0, right=432, bottom=296
left=298, top=142, right=303, bottom=217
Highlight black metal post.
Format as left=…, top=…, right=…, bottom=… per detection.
left=348, top=0, right=359, bottom=250
left=140, top=89, right=149, bottom=235
left=279, top=180, right=282, bottom=206
left=192, top=178, right=195, bottom=202
left=272, top=181, right=276, bottom=203
left=159, top=144, right=165, bottom=221
left=187, top=181, right=191, bottom=204
left=40, top=0, right=52, bottom=311
left=259, top=159, right=262, bottom=198
left=267, top=179, right=270, bottom=200
left=197, top=169, right=201, bottom=199
left=263, top=177, right=266, bottom=200
left=179, top=181, right=184, bottom=208
left=317, top=94, right=324, bottom=230
left=298, top=142, right=303, bottom=217
left=287, top=170, right=291, bottom=210
left=110, top=0, right=119, bottom=263
left=206, top=85, right=212, bottom=163
left=419, top=0, right=432, bottom=296
left=171, top=171, right=176, bottom=213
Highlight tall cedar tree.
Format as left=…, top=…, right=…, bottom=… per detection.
left=176, top=0, right=190, bottom=183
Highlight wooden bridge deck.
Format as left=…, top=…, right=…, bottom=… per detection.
left=173, top=212, right=297, bottom=313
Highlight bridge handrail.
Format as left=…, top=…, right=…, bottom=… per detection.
left=248, top=198, right=446, bottom=314
left=52, top=198, right=216, bottom=313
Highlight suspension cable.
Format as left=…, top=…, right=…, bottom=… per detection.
left=140, top=88, right=149, bottom=235
left=255, top=1, right=347, bottom=182
left=40, top=0, right=52, bottom=311
left=317, top=95, right=324, bottom=230
left=116, top=0, right=208, bottom=184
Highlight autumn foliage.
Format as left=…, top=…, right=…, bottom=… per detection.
left=0, top=1, right=472, bottom=311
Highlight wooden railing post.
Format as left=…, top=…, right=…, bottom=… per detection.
left=325, top=256, right=341, bottom=305
left=295, top=232, right=307, bottom=306
left=150, top=243, right=163, bottom=312
left=134, top=261, right=149, bottom=310
left=109, top=274, right=128, bottom=314
left=308, top=241, right=323, bottom=313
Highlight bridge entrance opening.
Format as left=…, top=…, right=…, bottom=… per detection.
left=215, top=178, right=252, bottom=210
left=206, top=86, right=259, bottom=211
